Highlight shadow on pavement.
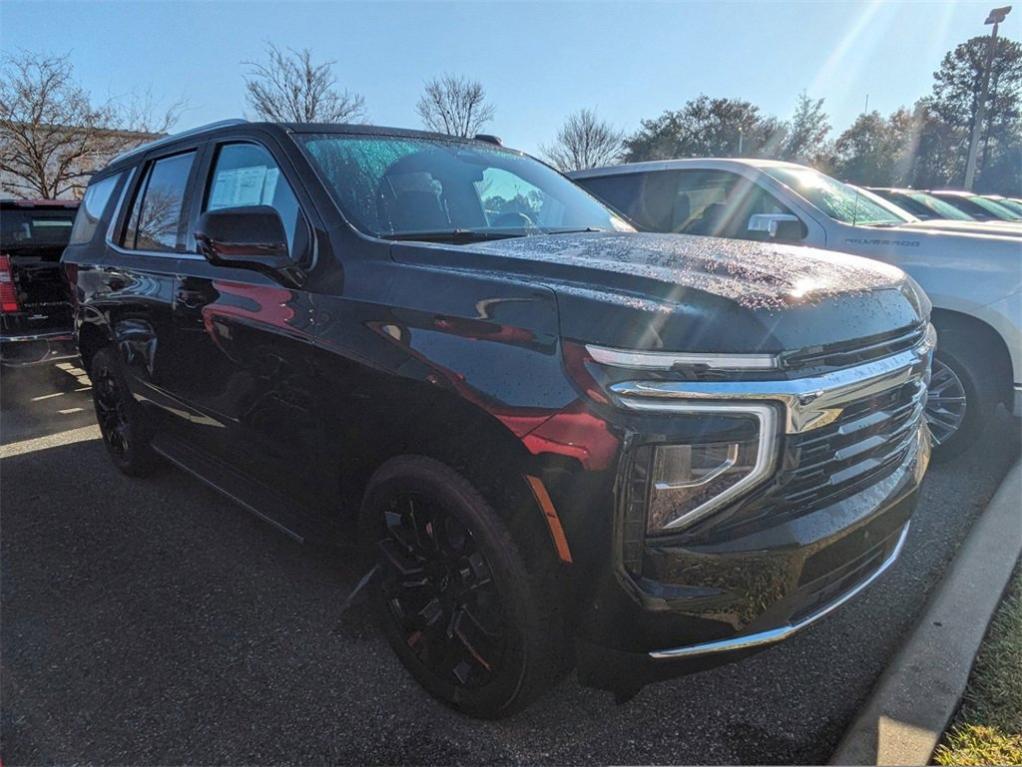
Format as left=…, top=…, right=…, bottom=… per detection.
left=1, top=362, right=96, bottom=445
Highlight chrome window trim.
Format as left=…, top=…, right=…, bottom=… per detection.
left=610, top=327, right=935, bottom=435
left=587, top=344, right=778, bottom=371
left=627, top=401, right=779, bottom=532
left=649, top=522, right=910, bottom=659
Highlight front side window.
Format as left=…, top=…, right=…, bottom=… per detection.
left=580, top=169, right=795, bottom=241
left=762, top=165, right=903, bottom=226
left=298, top=134, right=630, bottom=241
left=205, top=143, right=304, bottom=254
left=123, top=152, right=195, bottom=252
left=70, top=173, right=122, bottom=244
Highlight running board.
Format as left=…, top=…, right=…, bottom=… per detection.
left=150, top=432, right=318, bottom=543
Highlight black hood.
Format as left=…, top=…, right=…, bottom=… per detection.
left=391, top=232, right=929, bottom=354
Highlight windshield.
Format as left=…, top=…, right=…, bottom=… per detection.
left=1, top=207, right=77, bottom=248
left=994, top=198, right=1022, bottom=217
left=905, top=192, right=974, bottom=220
left=297, top=134, right=632, bottom=240
left=969, top=196, right=1022, bottom=221
left=762, top=166, right=904, bottom=226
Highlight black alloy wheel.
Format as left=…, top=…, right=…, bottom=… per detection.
left=377, top=492, right=506, bottom=689
left=89, top=347, right=158, bottom=476
left=360, top=455, right=564, bottom=718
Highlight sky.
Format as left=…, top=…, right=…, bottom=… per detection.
left=2, top=1, right=1017, bottom=156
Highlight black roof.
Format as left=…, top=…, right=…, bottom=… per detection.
left=101, top=119, right=518, bottom=176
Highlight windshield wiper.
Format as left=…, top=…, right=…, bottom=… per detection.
left=379, top=229, right=526, bottom=244
left=543, top=227, right=608, bottom=235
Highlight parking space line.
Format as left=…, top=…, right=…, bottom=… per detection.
left=0, top=425, right=101, bottom=458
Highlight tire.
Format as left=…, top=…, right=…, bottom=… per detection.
left=927, top=328, right=997, bottom=462
left=359, top=455, right=564, bottom=718
left=89, top=346, right=159, bottom=476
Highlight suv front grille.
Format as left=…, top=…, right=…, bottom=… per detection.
left=771, top=378, right=926, bottom=517
left=780, top=323, right=926, bottom=374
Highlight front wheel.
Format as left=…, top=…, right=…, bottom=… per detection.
left=360, top=456, right=564, bottom=718
left=926, top=330, right=998, bottom=461
left=90, top=346, right=158, bottom=476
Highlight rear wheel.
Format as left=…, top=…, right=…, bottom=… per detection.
left=90, top=346, right=158, bottom=476
left=360, top=455, right=563, bottom=718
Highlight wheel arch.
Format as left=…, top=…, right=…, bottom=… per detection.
left=76, top=314, right=113, bottom=373
left=931, top=308, right=1014, bottom=405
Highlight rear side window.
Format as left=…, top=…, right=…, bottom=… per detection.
left=122, top=152, right=195, bottom=252
left=70, top=174, right=121, bottom=245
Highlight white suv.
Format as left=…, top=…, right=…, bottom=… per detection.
left=571, top=159, right=1022, bottom=458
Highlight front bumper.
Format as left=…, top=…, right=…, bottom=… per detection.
left=574, top=333, right=932, bottom=691
left=651, top=520, right=910, bottom=660
left=576, top=435, right=925, bottom=692
left=1, top=329, right=77, bottom=367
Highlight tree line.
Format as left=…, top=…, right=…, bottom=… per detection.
left=563, top=33, right=1021, bottom=194
left=2, top=35, right=1019, bottom=198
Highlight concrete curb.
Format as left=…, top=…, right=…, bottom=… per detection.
left=830, top=458, right=1022, bottom=766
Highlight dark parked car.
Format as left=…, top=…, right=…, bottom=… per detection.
left=927, top=190, right=1022, bottom=222
left=64, top=120, right=933, bottom=717
left=1, top=198, right=79, bottom=366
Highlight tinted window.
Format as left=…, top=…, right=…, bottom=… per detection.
left=299, top=134, right=630, bottom=239
left=675, top=170, right=794, bottom=239
left=123, top=152, right=195, bottom=252
left=206, top=143, right=304, bottom=255
left=1, top=207, right=77, bottom=247
left=575, top=174, right=657, bottom=228
left=70, top=174, right=121, bottom=244
left=580, top=170, right=796, bottom=240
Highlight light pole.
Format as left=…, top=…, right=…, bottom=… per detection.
left=963, top=5, right=1012, bottom=190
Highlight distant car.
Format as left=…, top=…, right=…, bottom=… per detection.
left=1, top=199, right=79, bottom=366
left=571, top=159, right=1022, bottom=458
left=860, top=186, right=1022, bottom=238
left=928, top=190, right=1022, bottom=222
left=985, top=195, right=1022, bottom=217
left=868, top=187, right=977, bottom=221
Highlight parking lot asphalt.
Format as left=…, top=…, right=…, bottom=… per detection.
left=2, top=363, right=1020, bottom=766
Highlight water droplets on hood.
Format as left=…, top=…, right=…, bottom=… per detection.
left=471, top=232, right=908, bottom=311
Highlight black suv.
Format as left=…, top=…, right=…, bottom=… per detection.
left=64, top=120, right=932, bottom=717
left=1, top=198, right=79, bottom=366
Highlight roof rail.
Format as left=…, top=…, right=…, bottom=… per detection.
left=111, top=119, right=249, bottom=165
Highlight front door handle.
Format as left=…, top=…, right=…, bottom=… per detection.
left=175, top=288, right=209, bottom=310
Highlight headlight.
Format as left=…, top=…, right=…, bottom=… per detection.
left=624, top=402, right=779, bottom=535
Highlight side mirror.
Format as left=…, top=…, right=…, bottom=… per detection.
left=195, top=206, right=303, bottom=285
left=747, top=213, right=806, bottom=242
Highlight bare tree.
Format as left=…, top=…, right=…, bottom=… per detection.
left=1, top=51, right=111, bottom=198
left=115, top=87, right=185, bottom=136
left=244, top=44, right=366, bottom=123
left=416, top=74, right=495, bottom=137
left=0, top=51, right=179, bottom=199
left=542, top=108, right=624, bottom=171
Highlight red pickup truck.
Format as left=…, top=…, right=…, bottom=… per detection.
left=1, top=199, right=79, bottom=366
